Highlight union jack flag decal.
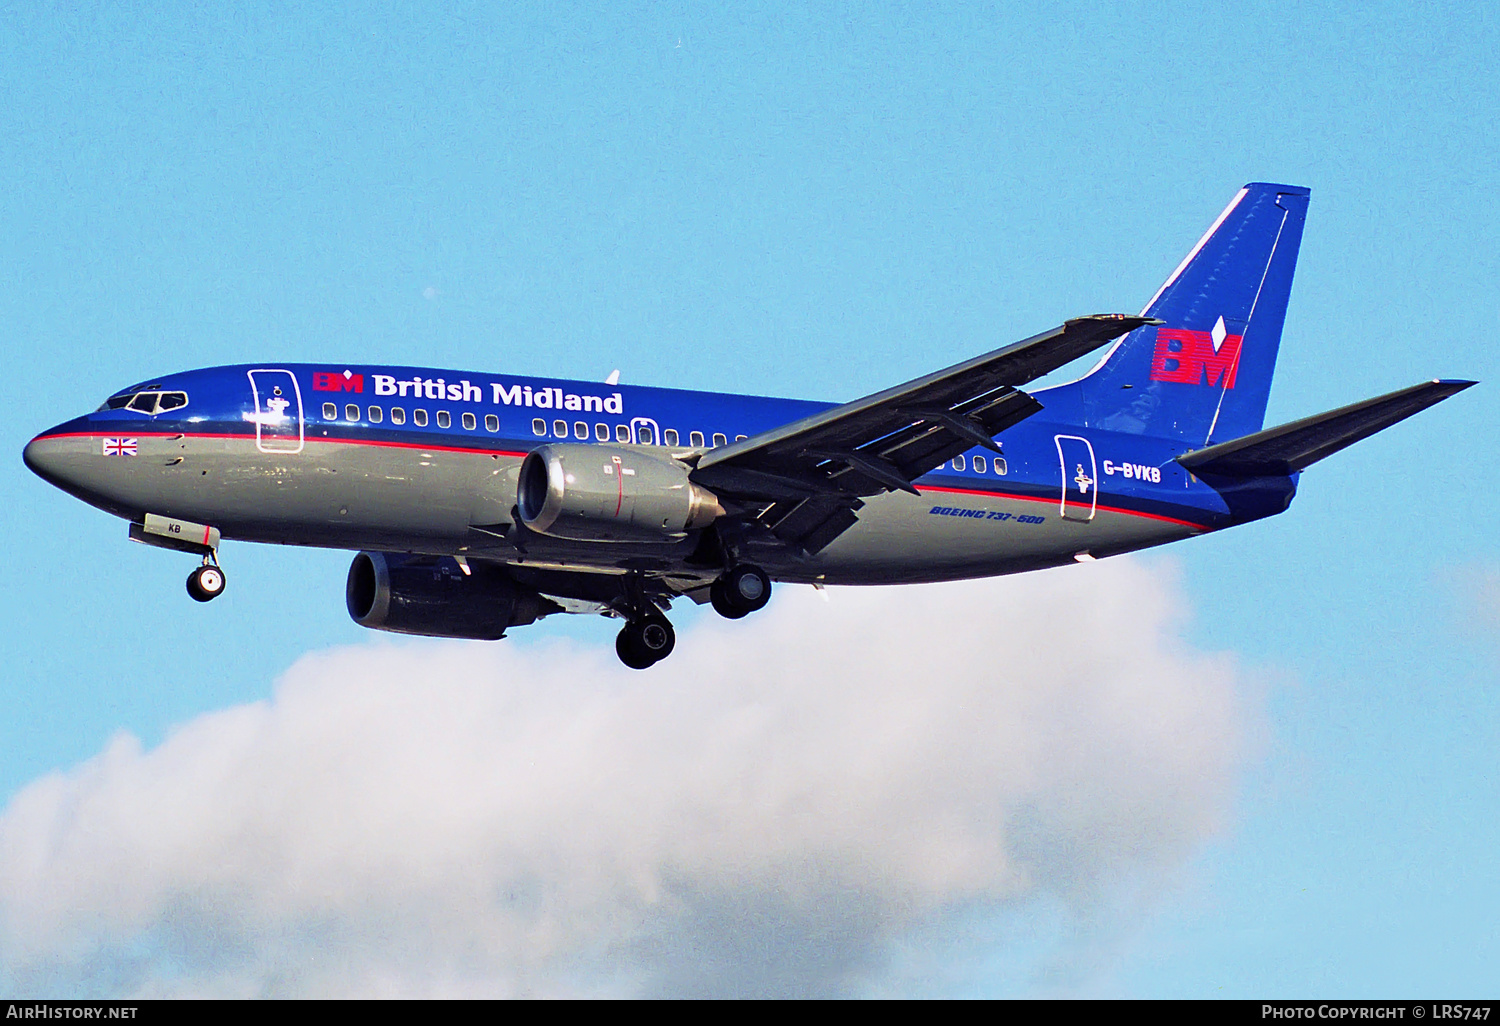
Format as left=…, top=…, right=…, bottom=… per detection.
left=102, top=437, right=138, bottom=457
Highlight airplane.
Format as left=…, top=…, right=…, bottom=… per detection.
left=23, top=183, right=1475, bottom=668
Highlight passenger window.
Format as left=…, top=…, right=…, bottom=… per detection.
left=532, top=418, right=546, bottom=436
left=323, top=402, right=337, bottom=420
left=369, top=406, right=383, bottom=424
left=128, top=393, right=158, bottom=414
left=595, top=423, right=609, bottom=442
left=972, top=453, right=985, bottom=473
left=391, top=408, right=406, bottom=425
left=712, top=433, right=727, bottom=448
left=437, top=411, right=451, bottom=429
left=690, top=431, right=704, bottom=448
left=735, top=434, right=747, bottom=442
left=637, top=425, right=655, bottom=445
left=616, top=424, right=630, bottom=443
left=462, top=412, right=476, bottom=430
left=574, top=421, right=588, bottom=439
left=553, top=419, right=567, bottom=437
left=952, top=455, right=966, bottom=471
left=414, top=409, right=428, bottom=427
left=346, top=404, right=360, bottom=422
left=485, top=414, right=499, bottom=432
left=664, top=429, right=679, bottom=446
left=157, top=392, right=188, bottom=411
left=993, top=457, right=1007, bottom=475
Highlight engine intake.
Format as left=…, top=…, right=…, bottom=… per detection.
left=346, top=552, right=557, bottom=640
left=517, top=444, right=723, bottom=542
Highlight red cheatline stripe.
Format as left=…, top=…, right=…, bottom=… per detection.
left=39, top=431, right=243, bottom=441
left=918, top=484, right=1207, bottom=530
left=33, top=430, right=528, bottom=460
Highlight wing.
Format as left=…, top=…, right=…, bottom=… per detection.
left=691, top=313, right=1157, bottom=556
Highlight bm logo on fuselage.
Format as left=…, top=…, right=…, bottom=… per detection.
left=1149, top=319, right=1243, bottom=389
left=313, top=371, right=364, bottom=393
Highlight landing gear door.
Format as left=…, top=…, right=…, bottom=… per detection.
left=247, top=369, right=305, bottom=454
left=1055, top=434, right=1097, bottom=522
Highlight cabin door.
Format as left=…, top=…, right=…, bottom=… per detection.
left=247, top=369, right=305, bottom=454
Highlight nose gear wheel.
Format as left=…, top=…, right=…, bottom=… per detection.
left=187, top=559, right=226, bottom=602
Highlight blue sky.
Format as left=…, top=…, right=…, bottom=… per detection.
left=1, top=1, right=1496, bottom=997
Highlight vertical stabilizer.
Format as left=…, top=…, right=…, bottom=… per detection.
left=1076, top=183, right=1310, bottom=445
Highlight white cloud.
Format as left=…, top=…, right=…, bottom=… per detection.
left=0, top=557, right=1253, bottom=997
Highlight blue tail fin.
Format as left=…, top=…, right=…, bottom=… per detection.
left=1075, top=183, right=1310, bottom=445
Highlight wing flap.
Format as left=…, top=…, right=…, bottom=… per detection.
left=766, top=496, right=865, bottom=556
left=1176, top=379, right=1476, bottom=477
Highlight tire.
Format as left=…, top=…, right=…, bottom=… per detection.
left=725, top=565, right=771, bottom=613
left=616, top=625, right=657, bottom=670
left=616, top=615, right=676, bottom=668
left=636, top=614, right=675, bottom=661
left=187, top=564, right=226, bottom=603
left=710, top=578, right=749, bottom=619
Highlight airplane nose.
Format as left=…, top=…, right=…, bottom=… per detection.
left=23, top=431, right=65, bottom=482
left=23, top=420, right=97, bottom=496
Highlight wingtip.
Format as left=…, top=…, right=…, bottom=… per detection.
left=1243, top=181, right=1311, bottom=196
left=1071, top=313, right=1162, bottom=330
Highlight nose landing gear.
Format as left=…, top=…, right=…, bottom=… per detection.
left=130, top=514, right=227, bottom=603
left=710, top=564, right=771, bottom=619
left=186, top=557, right=226, bottom=602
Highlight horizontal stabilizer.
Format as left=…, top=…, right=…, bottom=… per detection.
left=1176, top=379, right=1476, bottom=477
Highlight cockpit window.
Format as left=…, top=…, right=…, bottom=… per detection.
left=97, top=390, right=189, bottom=414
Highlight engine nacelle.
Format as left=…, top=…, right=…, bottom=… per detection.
left=346, top=552, right=557, bottom=640
left=517, top=444, right=723, bottom=542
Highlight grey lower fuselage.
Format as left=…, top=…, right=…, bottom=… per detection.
left=24, top=384, right=1220, bottom=597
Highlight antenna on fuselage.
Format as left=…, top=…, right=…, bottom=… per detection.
left=605, top=369, right=620, bottom=385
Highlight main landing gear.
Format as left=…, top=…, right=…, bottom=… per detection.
left=611, top=564, right=772, bottom=669
left=186, top=556, right=226, bottom=603
left=616, top=614, right=675, bottom=670
left=614, top=571, right=678, bottom=670
left=710, top=564, right=771, bottom=619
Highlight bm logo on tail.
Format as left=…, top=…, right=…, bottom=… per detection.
left=1149, top=315, right=1243, bottom=388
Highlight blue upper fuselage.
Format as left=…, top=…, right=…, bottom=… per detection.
left=33, top=362, right=1298, bottom=532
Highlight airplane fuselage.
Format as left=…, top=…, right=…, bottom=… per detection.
left=24, top=362, right=1292, bottom=588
